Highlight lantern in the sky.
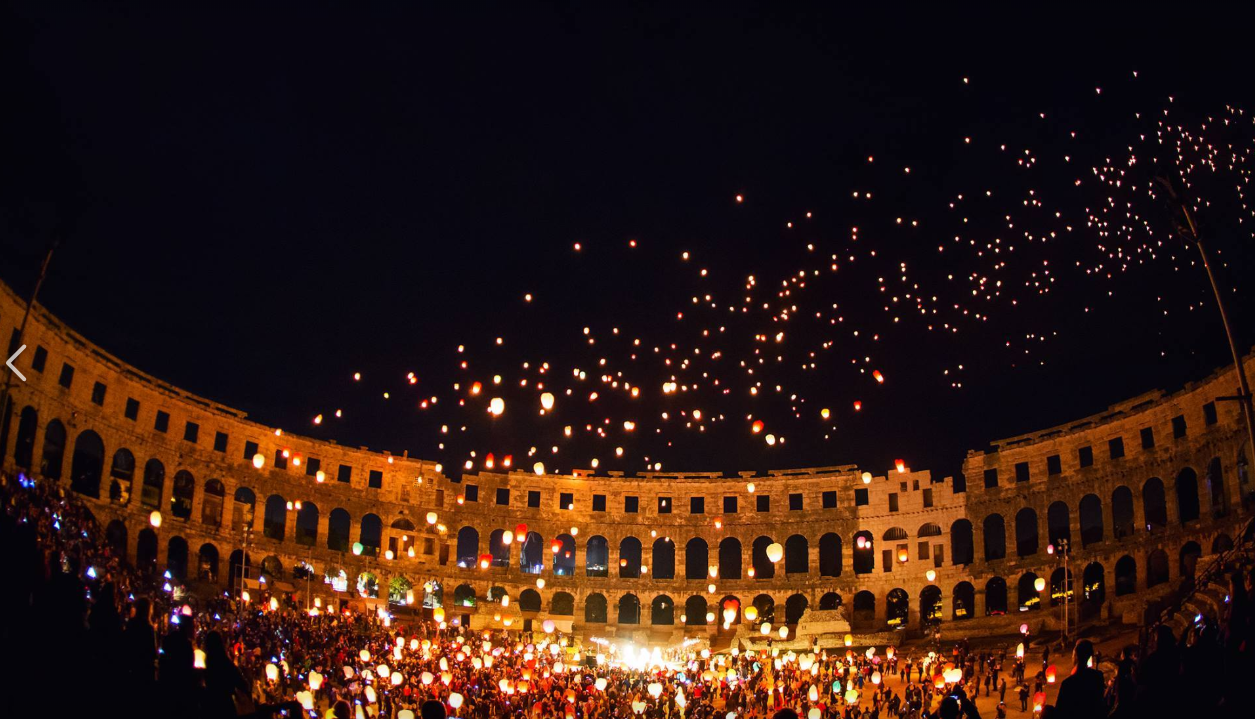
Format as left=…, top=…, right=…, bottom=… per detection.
left=844, top=634, right=854, bottom=647
left=540, top=392, right=555, bottom=411
left=149, top=511, right=162, bottom=528
left=1034, top=577, right=1046, bottom=592
left=448, top=693, right=464, bottom=710
left=766, top=542, right=785, bottom=563
left=1046, top=665, right=1057, bottom=683
left=744, top=606, right=758, bottom=622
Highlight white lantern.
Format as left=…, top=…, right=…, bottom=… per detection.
left=765, top=543, right=784, bottom=563
left=149, top=511, right=162, bottom=528
left=252, top=453, right=265, bottom=469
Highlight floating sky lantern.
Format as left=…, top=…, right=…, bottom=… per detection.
left=533, top=462, right=545, bottom=475
left=856, top=535, right=867, bottom=549
left=765, top=433, right=777, bottom=446
left=751, top=420, right=764, bottom=434
left=926, top=569, right=937, bottom=582
left=861, top=471, right=872, bottom=484
left=897, top=547, right=909, bottom=563
left=844, top=634, right=854, bottom=647
left=766, top=542, right=785, bottom=563
left=448, top=693, right=464, bottom=710
left=873, top=370, right=885, bottom=383
left=744, top=606, right=758, bottom=622
left=265, top=663, right=280, bottom=683
left=1016, top=642, right=1025, bottom=658
left=540, top=392, right=555, bottom=411
left=488, top=397, right=505, bottom=416
left=1034, top=577, right=1046, bottom=592
left=502, top=530, right=514, bottom=545
left=252, top=453, right=265, bottom=469
left=760, top=623, right=772, bottom=636
left=149, top=510, right=162, bottom=528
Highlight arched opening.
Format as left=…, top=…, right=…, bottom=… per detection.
left=751, top=536, right=776, bottom=579
left=685, top=595, right=708, bottom=626
left=950, top=519, right=974, bottom=565
left=1015, top=508, right=1039, bottom=556
left=551, top=591, right=575, bottom=616
left=40, top=419, right=67, bottom=479
left=685, top=537, right=709, bottom=580
left=1049, top=567, right=1073, bottom=607
left=519, top=531, right=543, bottom=575
left=422, top=580, right=442, bottom=608
left=619, top=537, right=642, bottom=578
left=141, top=459, right=165, bottom=509
left=985, top=576, right=1008, bottom=615
left=167, top=536, right=189, bottom=580
left=137, top=528, right=158, bottom=574
left=553, top=533, right=576, bottom=576
left=1046, top=501, right=1070, bottom=547
left=14, top=406, right=37, bottom=469
left=852, top=590, right=876, bottom=627
left=1111, top=486, right=1134, bottom=538
left=487, top=529, right=509, bottom=566
left=105, top=520, right=127, bottom=559
left=983, top=514, right=1006, bottom=561
left=1179, top=541, right=1202, bottom=580
left=232, top=487, right=255, bottom=530
left=1143, top=477, right=1168, bottom=532
left=1018, top=572, right=1041, bottom=610
left=356, top=571, right=379, bottom=599
left=719, top=596, right=742, bottom=626
left=171, top=470, right=195, bottom=520
left=228, top=550, right=252, bottom=593
left=651, top=595, right=675, bottom=625
left=886, top=588, right=909, bottom=627
left=518, top=588, right=542, bottom=613
left=1115, top=555, right=1137, bottom=596
left=358, top=513, right=382, bottom=556
left=785, top=593, right=808, bottom=624
left=1147, top=549, right=1169, bottom=587
left=328, top=509, right=351, bottom=552
left=456, top=526, right=479, bottom=567
left=69, top=430, right=105, bottom=497
left=260, top=555, right=284, bottom=582
left=1207, top=458, right=1229, bottom=518
left=752, top=594, right=776, bottom=624
left=586, top=536, right=609, bottom=577
left=109, top=448, right=135, bottom=504
left=197, top=543, right=219, bottom=583
left=785, top=534, right=809, bottom=575
left=853, top=530, right=875, bottom=573
left=1212, top=533, right=1234, bottom=554
left=202, top=479, right=224, bottom=526
left=818, top=533, right=842, bottom=576
left=263, top=494, right=287, bottom=541
left=585, top=593, right=607, bottom=623
left=453, top=584, right=476, bottom=607
left=1079, top=494, right=1103, bottom=546
left=617, top=594, right=640, bottom=624
left=651, top=537, right=675, bottom=579
left=295, top=502, right=319, bottom=547
left=388, top=576, right=414, bottom=606
left=718, top=537, right=742, bottom=580
left=1082, top=561, right=1105, bottom=608
left=920, top=585, right=942, bottom=621
left=883, top=526, right=908, bottom=541
left=818, top=592, right=842, bottom=611
left=388, top=518, right=416, bottom=559
left=953, top=581, right=975, bottom=620
left=1175, top=468, right=1200, bottom=525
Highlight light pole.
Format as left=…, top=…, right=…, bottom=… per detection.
left=238, top=524, right=254, bottom=601
left=1048, top=539, right=1070, bottom=642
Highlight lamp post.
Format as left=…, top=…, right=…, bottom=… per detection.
left=1048, top=539, right=1070, bottom=642
left=238, top=524, right=254, bottom=601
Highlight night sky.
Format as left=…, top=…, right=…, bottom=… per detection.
left=3, top=4, right=1254, bottom=480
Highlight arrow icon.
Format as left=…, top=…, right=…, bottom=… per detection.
left=6, top=344, right=25, bottom=381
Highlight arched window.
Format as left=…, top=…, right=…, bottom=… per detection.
left=586, top=536, right=609, bottom=577
left=260, top=556, right=284, bottom=583
left=452, top=584, right=476, bottom=607
left=1147, top=549, right=1169, bottom=587
left=197, top=543, right=219, bottom=583
left=263, top=495, right=287, bottom=540
left=617, top=594, right=640, bottom=624
left=328, top=509, right=351, bottom=552
left=1175, top=468, right=1200, bottom=525
left=983, top=514, right=1006, bottom=561
left=918, top=522, right=942, bottom=538
left=167, top=536, right=189, bottom=580
left=359, top=513, right=382, bottom=556
left=232, top=487, right=255, bottom=530
left=953, top=581, right=975, bottom=620
left=685, top=538, right=709, bottom=580
left=751, top=536, right=776, bottom=579
left=1049, top=567, right=1073, bottom=607
left=1015, top=508, right=1039, bottom=556
left=883, top=526, right=908, bottom=541
left=852, top=591, right=876, bottom=626
left=685, top=595, right=709, bottom=626
left=1018, top=572, right=1042, bottom=610
left=950, top=519, right=974, bottom=565
left=171, top=470, right=195, bottom=520
left=619, top=537, right=642, bottom=578
left=853, top=530, right=875, bottom=573
left=1142, top=477, right=1167, bottom=532
left=1082, top=562, right=1105, bottom=606
left=488, top=529, right=509, bottom=566
left=137, top=528, right=158, bottom=574
left=202, top=479, right=225, bottom=526
left=553, top=533, right=576, bottom=576
left=650, top=595, right=675, bottom=625
left=1111, top=486, right=1134, bottom=538
left=818, top=533, right=842, bottom=577
left=784, top=534, right=809, bottom=575
left=518, top=589, right=542, bottom=613
left=752, top=594, right=776, bottom=624
left=456, top=527, right=479, bottom=567
left=69, top=430, right=105, bottom=497
left=295, top=502, right=319, bottom=546
left=551, top=592, right=575, bottom=616
left=1207, top=458, right=1229, bottom=519
left=109, top=448, right=135, bottom=503
left=819, top=592, right=843, bottom=611
left=886, top=588, right=909, bottom=626
left=14, top=406, right=37, bottom=469
left=1114, top=555, right=1137, bottom=596
left=785, top=593, right=809, bottom=625
left=920, top=585, right=942, bottom=621
left=718, top=537, right=742, bottom=580
left=585, top=593, right=607, bottom=623
left=651, top=537, right=675, bottom=580
left=40, top=419, right=67, bottom=479
left=1179, top=541, right=1202, bottom=580
left=141, top=459, right=165, bottom=509
left=1046, top=501, right=1070, bottom=547
left=519, top=531, right=543, bottom=575
left=985, top=576, right=1008, bottom=615
left=1078, top=494, right=1103, bottom=546
left=105, top=520, right=127, bottom=559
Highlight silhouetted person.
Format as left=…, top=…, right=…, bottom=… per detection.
left=203, top=630, right=250, bottom=718
left=771, top=710, right=800, bottom=719
left=421, top=698, right=449, bottom=719
left=123, top=597, right=158, bottom=685
left=1054, top=640, right=1105, bottom=719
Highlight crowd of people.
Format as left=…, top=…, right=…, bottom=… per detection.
left=3, top=468, right=1254, bottom=719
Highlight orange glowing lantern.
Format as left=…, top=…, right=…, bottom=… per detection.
left=1046, top=665, right=1057, bottom=683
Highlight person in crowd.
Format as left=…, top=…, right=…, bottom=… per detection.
left=1053, top=640, right=1105, bottom=719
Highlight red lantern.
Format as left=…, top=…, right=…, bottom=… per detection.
left=1045, top=665, right=1057, bottom=684
left=620, top=559, right=628, bottom=567
left=516, top=523, right=529, bottom=538
left=479, top=554, right=492, bottom=569
left=1033, top=692, right=1046, bottom=713
left=933, top=675, right=945, bottom=690
left=550, top=539, right=562, bottom=554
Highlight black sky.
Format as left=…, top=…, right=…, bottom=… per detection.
left=3, top=4, right=1253, bottom=480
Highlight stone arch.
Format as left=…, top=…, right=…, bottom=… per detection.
left=751, top=536, right=776, bottom=579
left=853, top=530, right=875, bottom=573
left=1206, top=457, right=1229, bottom=518
left=1147, top=549, right=1169, bottom=587
left=1046, top=501, right=1070, bottom=546
left=553, top=533, right=576, bottom=576
left=1017, top=571, right=1041, bottom=610
left=1212, top=533, right=1234, bottom=554
left=228, top=550, right=252, bottom=592
left=1015, top=507, right=1039, bottom=556
left=167, top=536, right=189, bottom=580
left=785, top=593, right=808, bottom=624
left=109, top=448, right=135, bottom=503
left=950, top=519, right=974, bottom=565
left=651, top=536, right=675, bottom=580
left=685, top=537, right=709, bottom=580
left=137, top=528, right=158, bottom=574
left=1179, top=541, right=1202, bottom=580
left=232, top=487, right=255, bottom=530
left=356, top=571, right=378, bottom=599
left=585, top=593, right=608, bottom=623
left=171, top=470, right=195, bottom=520
left=1143, top=477, right=1168, bottom=532
left=263, top=494, right=287, bottom=541
left=487, top=529, right=508, bottom=566
left=358, top=513, right=382, bottom=556
left=1175, top=468, right=1200, bottom=525
left=586, top=536, right=609, bottom=577
left=1115, top=555, right=1137, bottom=596
left=617, top=593, right=641, bottom=624
left=1049, top=567, right=1073, bottom=606
left=518, top=531, right=543, bottom=574
left=41, top=419, right=67, bottom=479
left=14, top=406, right=37, bottom=469
left=983, top=514, right=1006, bottom=561
left=818, top=533, right=842, bottom=577
left=1079, top=494, right=1103, bottom=546
left=518, top=588, right=542, bottom=613
left=197, top=543, right=219, bottom=583
left=882, top=526, right=908, bottom=541
left=918, top=522, right=942, bottom=538
left=618, top=537, right=642, bottom=578
left=985, top=576, right=1008, bottom=615
left=651, top=595, right=675, bottom=625
left=456, top=526, right=479, bottom=567
left=551, top=591, right=575, bottom=616
left=684, top=595, right=708, bottom=626
left=105, top=520, right=127, bottom=558
left=295, top=502, right=319, bottom=547
left=852, top=590, right=876, bottom=626
left=819, top=592, right=842, bottom=611
left=784, top=534, right=809, bottom=575
left=920, top=585, right=942, bottom=621
left=752, top=594, right=776, bottom=623
left=953, top=581, right=975, bottom=620
left=328, top=508, right=351, bottom=552
left=202, top=479, right=225, bottom=526
left=452, top=583, right=476, bottom=607
left=1111, top=486, right=1134, bottom=538
left=886, top=588, right=909, bottom=626
left=69, top=429, right=105, bottom=497
left=141, top=459, right=165, bottom=509
left=719, top=596, right=742, bottom=625
left=718, top=537, right=742, bottom=580
left=260, top=555, right=284, bottom=582
left=1082, top=561, right=1105, bottom=607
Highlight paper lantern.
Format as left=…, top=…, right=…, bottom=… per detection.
left=410, top=638, right=419, bottom=650
left=744, top=606, right=758, bottom=622
left=265, top=663, right=279, bottom=683
left=252, top=453, right=265, bottom=469
left=872, top=670, right=882, bottom=685
left=1033, top=692, right=1046, bottom=712
left=390, top=671, right=403, bottom=686
left=886, top=646, right=895, bottom=659
left=309, top=671, right=323, bottom=691
left=426, top=511, right=438, bottom=525
left=542, top=619, right=556, bottom=634
left=449, top=693, right=464, bottom=709
left=809, top=684, right=820, bottom=702
left=536, top=578, right=546, bottom=589
left=533, top=462, right=545, bottom=475
left=1016, top=642, right=1024, bottom=658
left=479, top=554, right=492, bottom=569
left=861, top=471, right=872, bottom=484
left=433, top=607, right=445, bottom=623
left=148, top=511, right=162, bottom=528
left=647, top=682, right=663, bottom=698
left=550, top=539, right=562, bottom=554
left=723, top=607, right=737, bottom=623
left=595, top=677, right=608, bottom=691
left=516, top=523, right=529, bottom=537
left=352, top=542, right=364, bottom=556
left=296, top=691, right=315, bottom=711
left=856, top=535, right=867, bottom=549
left=809, top=709, right=821, bottom=719
left=933, top=674, right=946, bottom=689
left=897, top=547, right=909, bottom=563
left=1020, top=623, right=1029, bottom=635
left=421, top=672, right=434, bottom=685
left=1034, top=577, right=1046, bottom=592
left=488, top=397, right=505, bottom=416
left=632, top=701, right=647, bottom=715
left=845, top=688, right=859, bottom=704
left=746, top=482, right=756, bottom=492
left=766, top=543, right=784, bottom=563
left=193, top=649, right=206, bottom=669
left=945, top=667, right=963, bottom=684
left=502, top=530, right=514, bottom=545
left=398, top=712, right=415, bottom=719
left=760, top=623, right=772, bottom=635
left=540, top=392, right=555, bottom=410
left=844, top=633, right=853, bottom=647
left=779, top=625, right=789, bottom=638
left=1046, top=665, right=1057, bottom=683
left=926, top=569, right=937, bottom=582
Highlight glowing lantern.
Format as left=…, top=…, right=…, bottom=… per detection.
left=705, top=612, right=715, bottom=623
left=766, top=542, right=784, bottom=563
left=540, top=392, right=555, bottom=410
left=536, top=578, right=546, bottom=589
left=551, top=539, right=562, bottom=554
left=533, top=462, right=545, bottom=475
left=897, top=547, right=909, bottom=563
left=856, top=535, right=867, bottom=549
left=886, top=646, right=895, bottom=659
left=359, top=649, right=371, bottom=662
left=433, top=607, right=445, bottom=623
left=926, top=569, right=937, bottom=582
left=502, top=530, right=514, bottom=545
left=779, top=625, right=789, bottom=639
left=808, top=684, right=820, bottom=702
left=316, top=470, right=326, bottom=483
left=751, top=420, right=764, bottom=434
left=746, top=482, right=756, bottom=493
left=1034, top=577, right=1046, bottom=592
left=872, top=670, right=882, bottom=685
left=309, top=671, right=324, bottom=691
left=647, top=682, right=663, bottom=699
left=149, top=511, right=162, bottom=528
left=489, top=397, right=505, bottom=416
left=820, top=408, right=830, bottom=420
left=744, top=606, right=758, bottom=622
left=193, top=649, right=206, bottom=669
left=845, top=688, right=859, bottom=704
left=265, top=663, right=279, bottom=683
left=269, top=597, right=279, bottom=611
left=542, top=619, right=556, bottom=634
left=479, top=554, right=491, bottom=569
left=809, top=709, right=821, bottom=719
left=1046, top=665, right=1057, bottom=683
left=844, top=634, right=854, bottom=647
left=945, top=667, right=963, bottom=684
left=426, top=512, right=438, bottom=525
left=853, top=400, right=862, bottom=411
left=765, top=433, right=777, bottom=446
left=895, top=459, right=906, bottom=473
left=723, top=607, right=737, bottom=623
left=421, top=672, right=434, bottom=685
left=861, top=472, right=873, bottom=485
left=1033, top=692, right=1046, bottom=713
left=252, top=453, right=265, bottom=469
left=1016, top=642, right=1025, bottom=658
left=594, top=677, right=608, bottom=691
left=1020, top=623, right=1029, bottom=635
left=352, top=542, right=364, bottom=556
left=873, top=370, right=884, bottom=383
left=449, top=693, right=464, bottom=710
left=933, top=674, right=946, bottom=689
left=760, top=623, right=772, bottom=636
